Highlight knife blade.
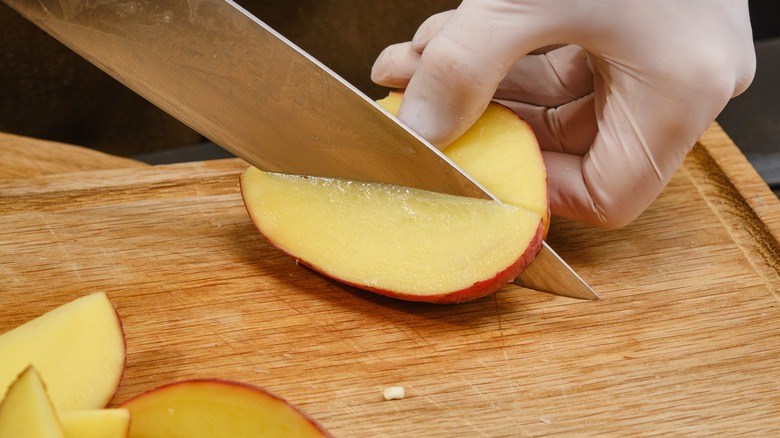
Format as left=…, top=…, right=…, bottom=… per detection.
left=4, top=0, right=597, bottom=300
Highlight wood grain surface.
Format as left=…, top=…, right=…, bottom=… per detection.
left=0, top=132, right=146, bottom=179
left=1, top=124, right=779, bottom=436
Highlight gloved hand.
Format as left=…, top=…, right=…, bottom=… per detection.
left=371, top=1, right=755, bottom=228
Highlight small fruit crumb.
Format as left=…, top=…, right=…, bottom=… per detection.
left=383, top=386, right=405, bottom=400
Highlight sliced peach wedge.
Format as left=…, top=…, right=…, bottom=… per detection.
left=241, top=169, right=543, bottom=303
left=0, top=292, right=126, bottom=411
left=0, top=366, right=130, bottom=438
left=0, top=367, right=64, bottom=438
left=121, top=379, right=331, bottom=437
left=240, top=93, right=549, bottom=304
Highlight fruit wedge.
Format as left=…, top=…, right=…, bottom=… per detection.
left=0, top=292, right=126, bottom=411
left=241, top=168, right=543, bottom=303
left=240, top=92, right=549, bottom=303
left=0, top=367, right=64, bottom=438
left=121, top=379, right=331, bottom=437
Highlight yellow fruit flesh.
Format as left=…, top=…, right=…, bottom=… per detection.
left=0, top=292, right=125, bottom=411
left=0, top=367, right=65, bottom=438
left=59, top=409, right=130, bottom=438
left=377, top=92, right=549, bottom=236
left=241, top=168, right=541, bottom=296
left=124, top=380, right=327, bottom=438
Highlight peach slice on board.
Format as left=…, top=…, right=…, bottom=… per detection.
left=0, top=292, right=126, bottom=411
left=121, top=379, right=331, bottom=437
left=0, top=367, right=64, bottom=438
left=240, top=168, right=543, bottom=303
left=240, top=92, right=549, bottom=303
left=0, top=366, right=130, bottom=438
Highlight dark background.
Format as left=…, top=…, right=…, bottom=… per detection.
left=716, top=1, right=780, bottom=194
left=748, top=0, right=779, bottom=40
left=0, top=0, right=459, bottom=156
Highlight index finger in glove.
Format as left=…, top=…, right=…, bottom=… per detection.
left=397, top=1, right=567, bottom=148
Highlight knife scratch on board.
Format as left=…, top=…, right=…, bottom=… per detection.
left=40, top=213, right=83, bottom=280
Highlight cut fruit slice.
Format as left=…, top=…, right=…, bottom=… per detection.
left=377, top=91, right=550, bottom=237
left=0, top=367, right=65, bottom=438
left=241, top=168, right=543, bottom=303
left=59, top=409, right=130, bottom=438
left=121, top=379, right=331, bottom=438
left=0, top=292, right=126, bottom=411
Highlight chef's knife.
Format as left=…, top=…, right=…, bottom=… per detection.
left=3, top=0, right=597, bottom=300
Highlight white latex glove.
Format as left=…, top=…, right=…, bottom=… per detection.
left=371, top=1, right=755, bottom=228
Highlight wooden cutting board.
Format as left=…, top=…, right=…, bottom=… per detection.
left=1, top=124, right=779, bottom=436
